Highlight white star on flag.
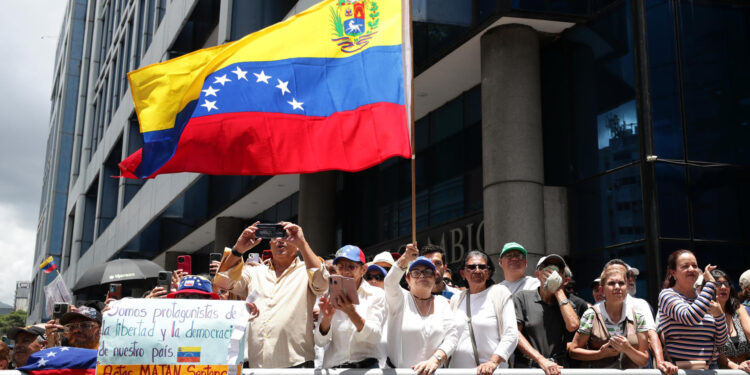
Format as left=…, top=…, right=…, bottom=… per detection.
left=37, top=358, right=48, bottom=367
left=59, top=347, right=70, bottom=351
left=276, top=79, right=290, bottom=95
left=288, top=98, right=304, bottom=111
left=213, top=74, right=231, bottom=86
left=202, top=86, right=219, bottom=97
left=201, top=100, right=218, bottom=112
left=232, top=66, right=248, bottom=81
left=46, top=351, right=56, bottom=358
left=254, top=70, right=271, bottom=84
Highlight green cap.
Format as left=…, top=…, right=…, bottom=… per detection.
left=500, top=242, right=527, bottom=257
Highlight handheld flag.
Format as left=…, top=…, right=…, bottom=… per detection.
left=18, top=347, right=97, bottom=375
left=40, top=256, right=57, bottom=274
left=120, top=0, right=412, bottom=178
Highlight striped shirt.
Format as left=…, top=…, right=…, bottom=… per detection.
left=658, top=283, right=728, bottom=362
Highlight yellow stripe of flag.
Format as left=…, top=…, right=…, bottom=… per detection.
left=39, top=256, right=54, bottom=269
left=128, top=0, right=403, bottom=133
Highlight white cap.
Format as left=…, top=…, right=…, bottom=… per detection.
left=372, top=251, right=395, bottom=266
left=740, top=269, right=750, bottom=290
left=536, top=254, right=567, bottom=270
left=628, top=266, right=640, bottom=276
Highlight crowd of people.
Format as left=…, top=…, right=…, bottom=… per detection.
left=5, top=221, right=750, bottom=375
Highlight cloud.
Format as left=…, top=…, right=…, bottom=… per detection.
left=0, top=205, right=37, bottom=305
left=0, top=1, right=67, bottom=305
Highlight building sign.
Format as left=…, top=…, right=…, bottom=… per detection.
left=365, top=213, right=484, bottom=265
left=96, top=299, right=249, bottom=375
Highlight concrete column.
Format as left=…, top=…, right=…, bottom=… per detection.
left=481, top=24, right=545, bottom=275
left=214, top=217, right=248, bottom=252
left=298, top=171, right=338, bottom=256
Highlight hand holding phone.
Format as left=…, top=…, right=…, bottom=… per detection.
left=177, top=255, right=192, bottom=275
left=107, top=283, right=122, bottom=300
left=328, top=275, right=360, bottom=305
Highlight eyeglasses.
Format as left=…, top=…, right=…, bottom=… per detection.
left=364, top=273, right=385, bottom=281
left=502, top=253, right=525, bottom=260
left=465, top=264, right=488, bottom=271
left=715, top=281, right=731, bottom=288
left=64, top=322, right=98, bottom=333
left=409, top=269, right=435, bottom=278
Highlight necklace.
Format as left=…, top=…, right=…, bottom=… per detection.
left=411, top=293, right=434, bottom=317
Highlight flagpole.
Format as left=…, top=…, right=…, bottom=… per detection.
left=406, top=0, right=417, bottom=245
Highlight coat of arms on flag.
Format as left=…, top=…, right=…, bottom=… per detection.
left=330, top=0, right=380, bottom=52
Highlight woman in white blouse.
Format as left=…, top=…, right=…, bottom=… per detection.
left=385, top=243, right=457, bottom=375
left=450, top=250, right=518, bottom=375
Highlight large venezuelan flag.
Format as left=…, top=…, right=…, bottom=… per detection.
left=119, top=0, right=412, bottom=179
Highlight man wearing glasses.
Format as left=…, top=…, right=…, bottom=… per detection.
left=498, top=242, right=540, bottom=295
left=59, top=307, right=102, bottom=350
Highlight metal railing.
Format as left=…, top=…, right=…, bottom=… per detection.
left=2, top=370, right=749, bottom=375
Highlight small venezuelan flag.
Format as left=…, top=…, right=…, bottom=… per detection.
left=40, top=256, right=58, bottom=274
left=177, top=347, right=201, bottom=363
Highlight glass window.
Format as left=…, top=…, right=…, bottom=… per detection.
left=230, top=0, right=296, bottom=41
left=645, top=0, right=683, bottom=159
left=678, top=3, right=750, bottom=164
left=655, top=163, right=689, bottom=239
left=569, top=164, right=644, bottom=252
left=689, top=166, right=750, bottom=242
left=542, top=1, right=639, bottom=181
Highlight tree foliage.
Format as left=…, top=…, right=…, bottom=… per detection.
left=0, top=310, right=28, bottom=337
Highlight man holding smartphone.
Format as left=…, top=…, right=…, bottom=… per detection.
left=315, top=245, right=386, bottom=368
left=213, top=221, right=328, bottom=368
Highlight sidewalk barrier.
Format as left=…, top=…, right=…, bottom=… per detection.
left=1, top=370, right=749, bottom=375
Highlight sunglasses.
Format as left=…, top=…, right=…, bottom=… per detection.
left=409, top=269, right=435, bottom=278
left=465, top=264, right=488, bottom=270
left=364, top=273, right=385, bottom=281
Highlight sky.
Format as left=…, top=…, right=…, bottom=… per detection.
left=0, top=1, right=67, bottom=306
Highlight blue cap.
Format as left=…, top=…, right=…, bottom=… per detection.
left=333, top=245, right=365, bottom=264
left=366, top=263, right=387, bottom=277
left=167, top=275, right=219, bottom=299
left=408, top=256, right=436, bottom=272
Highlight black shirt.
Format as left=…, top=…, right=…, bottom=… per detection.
left=513, top=288, right=588, bottom=365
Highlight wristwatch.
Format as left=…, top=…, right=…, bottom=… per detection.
left=433, top=353, right=444, bottom=364
left=559, top=298, right=570, bottom=307
left=231, top=247, right=244, bottom=258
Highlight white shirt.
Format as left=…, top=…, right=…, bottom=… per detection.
left=384, top=266, right=458, bottom=367
left=500, top=276, right=540, bottom=295
left=314, top=280, right=386, bottom=367
left=450, top=288, right=519, bottom=368
left=625, top=294, right=656, bottom=331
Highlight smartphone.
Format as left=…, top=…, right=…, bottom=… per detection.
left=177, top=255, right=192, bottom=275
left=328, top=275, right=360, bottom=305
left=157, top=271, right=172, bottom=289
left=261, top=249, right=272, bottom=261
left=209, top=253, right=222, bottom=275
left=247, top=252, right=260, bottom=264
left=52, top=303, right=69, bottom=320
left=107, top=283, right=122, bottom=300
left=255, top=223, right=285, bottom=239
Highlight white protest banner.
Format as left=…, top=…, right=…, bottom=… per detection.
left=44, top=274, right=73, bottom=316
left=96, top=299, right=249, bottom=375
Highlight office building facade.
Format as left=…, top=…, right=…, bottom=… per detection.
left=31, top=0, right=750, bottom=322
